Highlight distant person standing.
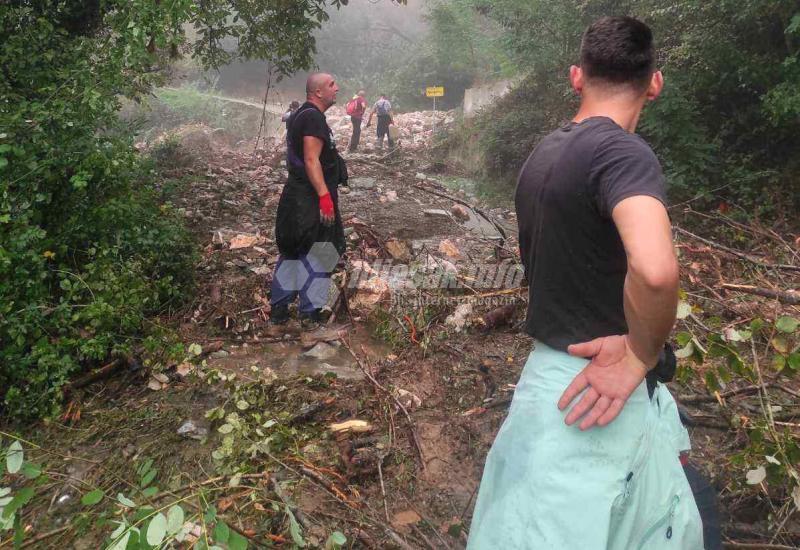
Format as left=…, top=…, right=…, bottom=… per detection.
left=345, top=90, right=367, bottom=152
left=366, top=94, right=394, bottom=150
left=281, top=100, right=300, bottom=130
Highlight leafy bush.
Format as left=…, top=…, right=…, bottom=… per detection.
left=0, top=7, right=195, bottom=419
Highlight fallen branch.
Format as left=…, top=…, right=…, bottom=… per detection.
left=675, top=226, right=800, bottom=272
left=65, top=357, right=127, bottom=393
left=413, top=182, right=508, bottom=243
left=721, top=283, right=800, bottom=305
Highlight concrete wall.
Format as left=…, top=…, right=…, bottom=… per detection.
left=463, top=80, right=513, bottom=117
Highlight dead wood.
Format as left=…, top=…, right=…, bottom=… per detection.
left=721, top=283, right=800, bottom=305
left=675, top=226, right=800, bottom=272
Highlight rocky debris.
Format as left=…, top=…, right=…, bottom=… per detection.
left=451, top=204, right=471, bottom=221
left=445, top=303, right=474, bottom=332
left=302, top=342, right=338, bottom=362
left=396, top=388, right=422, bottom=410
left=438, top=239, right=462, bottom=259
left=350, top=276, right=391, bottom=311
left=391, top=510, right=422, bottom=531
left=177, top=420, right=209, bottom=440
left=423, top=209, right=450, bottom=218
left=379, top=190, right=398, bottom=203
left=350, top=176, right=377, bottom=189
left=385, top=238, right=412, bottom=261
left=323, top=105, right=456, bottom=151
left=229, top=233, right=263, bottom=250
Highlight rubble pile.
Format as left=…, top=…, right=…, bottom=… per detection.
left=324, top=105, right=457, bottom=151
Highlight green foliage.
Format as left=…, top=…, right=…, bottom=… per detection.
left=434, top=0, right=800, bottom=210
left=2, top=0, right=355, bottom=419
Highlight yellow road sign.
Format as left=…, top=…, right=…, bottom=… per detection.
left=426, top=86, right=444, bottom=98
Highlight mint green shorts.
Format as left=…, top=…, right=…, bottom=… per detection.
left=467, top=342, right=704, bottom=550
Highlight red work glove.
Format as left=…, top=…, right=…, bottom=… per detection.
left=319, top=192, right=335, bottom=225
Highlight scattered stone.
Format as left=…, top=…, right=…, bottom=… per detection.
left=230, top=234, right=261, bottom=249
left=176, top=362, right=194, bottom=377
left=415, top=173, right=427, bottom=181
left=445, top=303, right=474, bottom=332
left=423, top=209, right=450, bottom=218
left=396, top=388, right=422, bottom=410
left=350, top=177, right=377, bottom=189
left=451, top=204, right=471, bottom=221
left=303, top=342, right=338, bottom=361
left=210, top=350, right=230, bottom=359
left=248, top=265, right=271, bottom=276
left=177, top=420, right=208, bottom=440
left=212, top=230, right=225, bottom=246
left=385, top=238, right=411, bottom=261
left=392, top=510, right=422, bottom=530
left=350, top=276, right=391, bottom=311
left=385, top=190, right=398, bottom=202
left=438, top=239, right=462, bottom=259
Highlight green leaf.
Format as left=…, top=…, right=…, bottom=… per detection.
left=0, top=158, right=7, bottom=170
left=167, top=505, right=185, bottom=535
left=189, top=343, right=203, bottom=356
left=81, top=489, right=104, bottom=506
left=675, top=331, right=692, bottom=346
left=146, top=513, right=168, bottom=546
left=137, top=459, right=154, bottom=477
left=1, top=488, right=34, bottom=520
left=776, top=316, right=799, bottom=333
left=788, top=353, right=800, bottom=371
left=21, top=463, right=41, bottom=479
left=676, top=301, right=692, bottom=320
left=228, top=530, right=248, bottom=550
left=213, top=521, right=230, bottom=544
left=218, top=424, right=234, bottom=434
left=773, top=355, right=786, bottom=371
left=141, top=486, right=159, bottom=498
left=286, top=506, right=306, bottom=547
left=325, top=531, right=347, bottom=549
left=6, top=441, right=23, bottom=474
left=117, top=493, right=136, bottom=508
left=140, top=468, right=157, bottom=488
left=108, top=531, right=131, bottom=550
left=772, top=336, right=789, bottom=354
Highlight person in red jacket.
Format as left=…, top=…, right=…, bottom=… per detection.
left=346, top=90, right=367, bottom=152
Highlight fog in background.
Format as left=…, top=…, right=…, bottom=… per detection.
left=190, top=0, right=428, bottom=107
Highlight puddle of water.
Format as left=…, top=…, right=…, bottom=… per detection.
left=206, top=326, right=388, bottom=382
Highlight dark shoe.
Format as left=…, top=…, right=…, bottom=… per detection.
left=299, top=309, right=323, bottom=330
left=270, top=305, right=290, bottom=325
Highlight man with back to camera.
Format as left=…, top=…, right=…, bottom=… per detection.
left=467, top=17, right=706, bottom=549
left=366, top=93, right=394, bottom=150
left=268, top=73, right=347, bottom=329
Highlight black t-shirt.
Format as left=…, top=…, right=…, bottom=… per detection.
left=515, top=116, right=667, bottom=351
left=286, top=102, right=340, bottom=186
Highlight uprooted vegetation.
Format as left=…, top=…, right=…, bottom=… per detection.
left=1, top=116, right=799, bottom=548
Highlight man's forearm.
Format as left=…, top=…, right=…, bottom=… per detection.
left=623, top=266, right=679, bottom=368
left=304, top=157, right=328, bottom=197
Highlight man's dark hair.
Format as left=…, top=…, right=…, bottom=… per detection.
left=580, top=16, right=655, bottom=90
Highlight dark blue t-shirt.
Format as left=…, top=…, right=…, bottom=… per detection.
left=515, top=116, right=667, bottom=351
left=286, top=102, right=339, bottom=187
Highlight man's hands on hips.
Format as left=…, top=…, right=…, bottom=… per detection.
left=319, top=193, right=335, bottom=225
left=558, top=335, right=650, bottom=431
